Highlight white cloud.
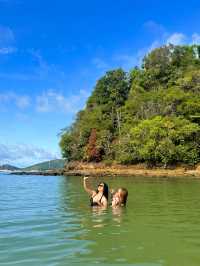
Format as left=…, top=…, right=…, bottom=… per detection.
left=15, top=95, right=30, bottom=109
left=144, top=21, right=187, bottom=46
left=114, top=29, right=200, bottom=69
left=144, top=20, right=166, bottom=36
left=0, top=46, right=16, bottom=54
left=92, top=57, right=108, bottom=69
left=144, top=22, right=187, bottom=48
left=36, top=94, right=49, bottom=112
left=166, top=33, right=186, bottom=45
left=0, top=89, right=90, bottom=114
left=116, top=21, right=196, bottom=68
left=192, top=33, right=200, bottom=44
left=31, top=50, right=52, bottom=77
left=0, top=25, right=16, bottom=55
left=147, top=40, right=161, bottom=52
left=113, top=53, right=140, bottom=70
left=36, top=89, right=89, bottom=114
left=115, top=24, right=200, bottom=69
left=0, top=143, right=59, bottom=167
left=113, top=40, right=161, bottom=69
left=0, top=50, right=57, bottom=80
left=0, top=92, right=30, bottom=109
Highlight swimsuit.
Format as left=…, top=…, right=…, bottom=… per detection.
left=90, top=194, right=103, bottom=207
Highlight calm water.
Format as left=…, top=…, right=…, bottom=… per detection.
left=1, top=173, right=200, bottom=266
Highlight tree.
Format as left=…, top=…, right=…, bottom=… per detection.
left=59, top=44, right=200, bottom=166
left=85, top=128, right=102, bottom=162
left=59, top=131, right=73, bottom=160
left=121, top=116, right=200, bottom=166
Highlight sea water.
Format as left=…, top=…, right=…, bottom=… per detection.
left=1, top=173, right=200, bottom=266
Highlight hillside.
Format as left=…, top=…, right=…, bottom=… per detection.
left=0, top=164, right=19, bottom=171
left=23, top=159, right=66, bottom=171
left=60, top=44, right=200, bottom=167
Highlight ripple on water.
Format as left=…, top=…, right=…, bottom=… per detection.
left=1, top=174, right=200, bottom=266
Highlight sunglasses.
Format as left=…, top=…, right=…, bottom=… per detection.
left=98, top=184, right=104, bottom=187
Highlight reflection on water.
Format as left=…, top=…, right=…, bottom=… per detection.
left=1, top=174, right=200, bottom=265
left=91, top=208, right=108, bottom=228
left=112, top=206, right=126, bottom=225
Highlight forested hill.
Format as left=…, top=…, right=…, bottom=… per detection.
left=23, top=159, right=65, bottom=171
left=60, top=44, right=200, bottom=166
left=0, top=164, right=19, bottom=171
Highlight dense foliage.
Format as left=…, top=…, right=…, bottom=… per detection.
left=60, top=45, right=200, bottom=166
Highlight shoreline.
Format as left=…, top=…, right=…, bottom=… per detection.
left=63, top=162, right=200, bottom=178
left=10, top=169, right=64, bottom=176
left=10, top=162, right=200, bottom=178
left=63, top=169, right=199, bottom=178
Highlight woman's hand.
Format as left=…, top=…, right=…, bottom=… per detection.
left=110, top=188, right=114, bottom=194
left=112, top=195, right=120, bottom=207
left=83, top=176, right=95, bottom=196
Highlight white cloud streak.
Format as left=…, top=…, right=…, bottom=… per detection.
left=0, top=25, right=16, bottom=55
left=0, top=46, right=16, bottom=54
left=144, top=20, right=166, bottom=37
left=36, top=89, right=90, bottom=114
left=192, top=33, right=200, bottom=44
left=0, top=143, right=59, bottom=167
left=0, top=89, right=90, bottom=114
left=166, top=33, right=186, bottom=45
left=114, top=23, right=200, bottom=69
left=92, top=57, right=109, bottom=69
left=0, top=92, right=30, bottom=109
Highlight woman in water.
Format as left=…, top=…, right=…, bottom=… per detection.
left=111, top=187, right=128, bottom=207
left=83, top=176, right=108, bottom=207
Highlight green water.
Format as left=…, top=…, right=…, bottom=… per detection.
left=1, top=173, right=200, bottom=266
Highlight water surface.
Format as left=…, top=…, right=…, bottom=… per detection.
left=1, top=173, right=200, bottom=265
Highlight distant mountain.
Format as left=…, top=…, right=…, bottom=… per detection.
left=23, top=159, right=66, bottom=171
left=0, top=164, right=20, bottom=171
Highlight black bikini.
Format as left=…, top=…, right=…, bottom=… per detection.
left=90, top=194, right=103, bottom=207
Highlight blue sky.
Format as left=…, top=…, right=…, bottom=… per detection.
left=0, top=0, right=200, bottom=167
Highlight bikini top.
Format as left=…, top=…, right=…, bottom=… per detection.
left=90, top=194, right=104, bottom=207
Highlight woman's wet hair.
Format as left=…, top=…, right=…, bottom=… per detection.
left=97, top=182, right=109, bottom=200
left=119, top=188, right=128, bottom=205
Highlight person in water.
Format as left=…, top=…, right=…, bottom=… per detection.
left=83, top=176, right=108, bottom=207
left=111, top=187, right=128, bottom=207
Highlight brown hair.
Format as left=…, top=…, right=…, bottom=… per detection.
left=119, top=188, right=128, bottom=206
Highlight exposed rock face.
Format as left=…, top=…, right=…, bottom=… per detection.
left=196, top=164, right=200, bottom=172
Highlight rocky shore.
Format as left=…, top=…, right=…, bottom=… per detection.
left=63, top=162, right=200, bottom=178
left=10, top=162, right=200, bottom=178
left=10, top=169, right=64, bottom=176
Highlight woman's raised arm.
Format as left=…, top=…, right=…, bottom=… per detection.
left=83, top=177, right=96, bottom=196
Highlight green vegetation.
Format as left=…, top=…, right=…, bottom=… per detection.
left=60, top=44, right=200, bottom=166
left=23, top=159, right=66, bottom=171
